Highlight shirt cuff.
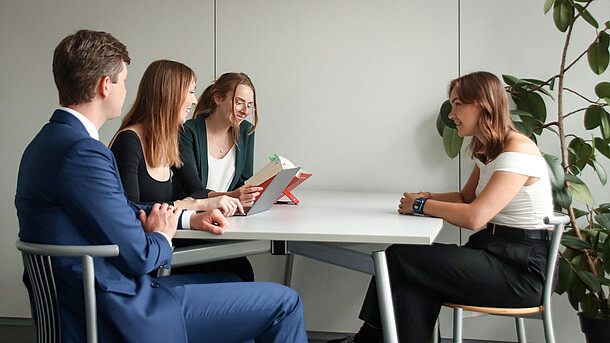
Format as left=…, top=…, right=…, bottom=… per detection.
left=180, top=210, right=196, bottom=229
left=158, top=232, right=172, bottom=248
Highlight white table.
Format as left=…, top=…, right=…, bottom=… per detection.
left=172, top=190, right=443, bottom=343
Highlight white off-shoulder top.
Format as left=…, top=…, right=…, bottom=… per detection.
left=474, top=152, right=553, bottom=230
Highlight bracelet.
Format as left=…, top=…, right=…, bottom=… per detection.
left=412, top=197, right=428, bottom=215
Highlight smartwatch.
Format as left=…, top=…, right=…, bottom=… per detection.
left=412, top=197, right=428, bottom=215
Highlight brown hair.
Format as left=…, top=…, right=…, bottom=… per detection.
left=53, top=29, right=130, bottom=106
left=193, top=72, right=258, bottom=146
left=449, top=71, right=515, bottom=163
left=112, top=60, right=195, bottom=168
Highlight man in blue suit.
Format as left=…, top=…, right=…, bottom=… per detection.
left=15, top=29, right=308, bottom=343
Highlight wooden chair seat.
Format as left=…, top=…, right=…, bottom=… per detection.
left=443, top=302, right=544, bottom=316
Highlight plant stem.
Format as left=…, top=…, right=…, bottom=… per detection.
left=558, top=12, right=598, bottom=274
left=564, top=88, right=598, bottom=104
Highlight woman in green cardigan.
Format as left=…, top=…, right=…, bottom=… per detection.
left=173, top=72, right=262, bottom=281
left=174, top=72, right=262, bottom=205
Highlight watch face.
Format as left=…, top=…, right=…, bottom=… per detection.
left=413, top=197, right=426, bottom=214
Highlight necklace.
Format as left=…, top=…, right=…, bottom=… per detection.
left=210, top=130, right=228, bottom=154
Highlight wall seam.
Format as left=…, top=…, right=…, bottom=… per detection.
left=458, top=0, right=463, bottom=244
left=213, top=0, right=217, bottom=79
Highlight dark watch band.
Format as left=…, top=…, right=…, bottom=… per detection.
left=412, top=197, right=428, bottom=215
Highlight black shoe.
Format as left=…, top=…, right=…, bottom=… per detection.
left=326, top=336, right=354, bottom=343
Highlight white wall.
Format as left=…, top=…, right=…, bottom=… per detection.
left=1, top=1, right=608, bottom=341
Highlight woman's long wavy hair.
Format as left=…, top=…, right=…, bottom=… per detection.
left=193, top=72, right=258, bottom=146
left=111, top=59, right=195, bottom=168
left=449, top=71, right=516, bottom=163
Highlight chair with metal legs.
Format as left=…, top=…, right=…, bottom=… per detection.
left=442, top=214, right=570, bottom=343
left=16, top=239, right=119, bottom=343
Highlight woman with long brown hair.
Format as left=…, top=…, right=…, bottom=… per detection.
left=174, top=72, right=263, bottom=207
left=110, top=60, right=242, bottom=219
left=330, top=71, right=554, bottom=343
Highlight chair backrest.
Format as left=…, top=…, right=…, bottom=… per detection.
left=16, top=240, right=119, bottom=343
left=541, top=214, right=570, bottom=310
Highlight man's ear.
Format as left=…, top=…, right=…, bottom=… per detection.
left=98, top=76, right=112, bottom=99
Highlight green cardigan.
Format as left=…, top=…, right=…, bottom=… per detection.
left=173, top=115, right=255, bottom=199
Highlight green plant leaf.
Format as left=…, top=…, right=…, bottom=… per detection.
left=544, top=153, right=565, bottom=190
left=594, top=137, right=610, bottom=159
left=588, top=32, right=610, bottom=75
left=568, top=275, right=587, bottom=311
left=513, top=121, right=534, bottom=138
left=554, top=186, right=572, bottom=208
left=585, top=106, right=602, bottom=130
left=569, top=139, right=594, bottom=173
left=604, top=237, right=610, bottom=273
left=555, top=257, right=572, bottom=294
left=553, top=0, right=574, bottom=33
left=573, top=207, right=589, bottom=218
left=581, top=293, right=601, bottom=317
left=439, top=99, right=455, bottom=129
left=513, top=92, right=547, bottom=122
left=600, top=109, right=610, bottom=139
left=513, top=79, right=554, bottom=98
left=607, top=21, right=610, bottom=30
left=578, top=271, right=602, bottom=293
left=565, top=173, right=585, bottom=184
left=596, top=82, right=610, bottom=99
left=589, top=159, right=608, bottom=185
left=596, top=213, right=610, bottom=231
left=502, top=74, right=518, bottom=86
left=563, top=235, right=593, bottom=250
left=510, top=109, right=534, bottom=118
left=574, top=3, right=598, bottom=29
left=570, top=182, right=596, bottom=205
left=436, top=111, right=445, bottom=137
left=544, top=0, right=554, bottom=14
left=442, top=126, right=462, bottom=159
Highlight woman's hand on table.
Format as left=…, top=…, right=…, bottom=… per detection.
left=398, top=192, right=429, bottom=215
left=200, top=195, right=244, bottom=217
left=229, top=185, right=263, bottom=206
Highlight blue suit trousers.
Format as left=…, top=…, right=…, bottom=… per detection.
left=156, top=273, right=308, bottom=343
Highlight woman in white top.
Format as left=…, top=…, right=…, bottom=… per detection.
left=330, top=71, right=554, bottom=343
left=173, top=73, right=263, bottom=281
left=175, top=72, right=263, bottom=206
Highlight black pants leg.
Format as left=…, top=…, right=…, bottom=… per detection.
left=359, top=230, right=548, bottom=343
left=167, top=239, right=255, bottom=281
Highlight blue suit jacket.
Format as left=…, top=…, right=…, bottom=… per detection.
left=16, top=110, right=187, bottom=342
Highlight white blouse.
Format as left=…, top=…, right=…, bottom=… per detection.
left=475, top=152, right=553, bottom=230
left=206, top=146, right=236, bottom=192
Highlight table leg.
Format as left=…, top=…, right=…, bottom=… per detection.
left=372, top=250, right=399, bottom=343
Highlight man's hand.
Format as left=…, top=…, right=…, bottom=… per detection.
left=138, top=203, right=180, bottom=239
left=190, top=209, right=228, bottom=235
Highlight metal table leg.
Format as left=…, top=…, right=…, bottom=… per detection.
left=372, top=250, right=398, bottom=343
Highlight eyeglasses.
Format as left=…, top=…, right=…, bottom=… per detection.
left=235, top=100, right=255, bottom=111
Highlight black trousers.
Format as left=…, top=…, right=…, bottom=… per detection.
left=359, top=229, right=550, bottom=343
left=168, top=239, right=255, bottom=281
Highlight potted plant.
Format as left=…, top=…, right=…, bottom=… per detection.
left=436, top=1, right=610, bottom=341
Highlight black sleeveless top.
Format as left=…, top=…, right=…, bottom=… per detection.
left=110, top=130, right=207, bottom=205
